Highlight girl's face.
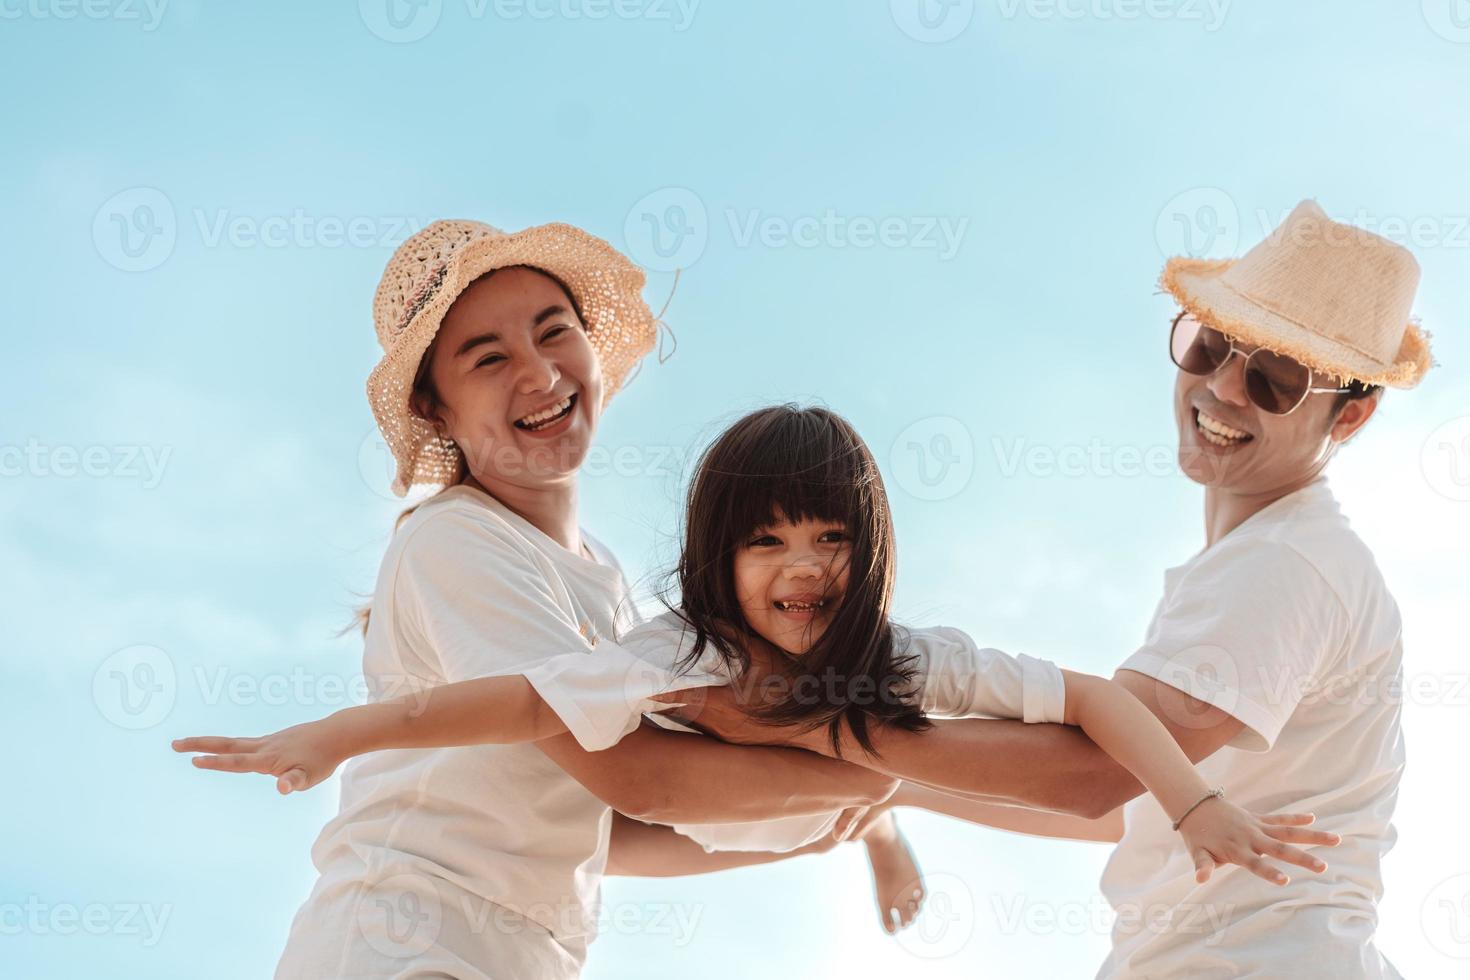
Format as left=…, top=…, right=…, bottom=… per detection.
left=733, top=512, right=852, bottom=657
left=419, top=267, right=604, bottom=492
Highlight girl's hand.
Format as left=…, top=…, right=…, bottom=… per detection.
left=171, top=716, right=352, bottom=795
left=1177, top=800, right=1340, bottom=886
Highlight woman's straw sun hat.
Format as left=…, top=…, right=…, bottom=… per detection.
left=367, top=220, right=659, bottom=497
left=1160, top=199, right=1433, bottom=389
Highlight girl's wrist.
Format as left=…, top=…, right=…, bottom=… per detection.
left=324, top=704, right=380, bottom=758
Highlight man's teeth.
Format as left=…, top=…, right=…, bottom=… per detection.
left=775, top=599, right=825, bottom=611
left=517, top=395, right=574, bottom=430
left=1197, top=409, right=1251, bottom=446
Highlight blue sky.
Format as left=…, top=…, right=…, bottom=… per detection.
left=4, top=1, right=1469, bottom=976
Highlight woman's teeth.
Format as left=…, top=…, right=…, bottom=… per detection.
left=516, top=394, right=575, bottom=431
left=1196, top=409, right=1252, bottom=447
left=774, top=599, right=825, bottom=611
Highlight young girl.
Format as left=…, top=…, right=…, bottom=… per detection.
left=176, top=405, right=1337, bottom=933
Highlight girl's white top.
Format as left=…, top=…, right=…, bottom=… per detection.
left=306, top=485, right=640, bottom=945
left=524, top=609, right=1068, bottom=852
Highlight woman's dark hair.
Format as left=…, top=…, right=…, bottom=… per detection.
left=665, top=404, right=931, bottom=756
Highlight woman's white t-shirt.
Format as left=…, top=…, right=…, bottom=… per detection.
left=524, top=610, right=1069, bottom=852
left=298, top=485, right=640, bottom=954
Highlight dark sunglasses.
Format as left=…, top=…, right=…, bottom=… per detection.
left=1169, top=312, right=1350, bottom=416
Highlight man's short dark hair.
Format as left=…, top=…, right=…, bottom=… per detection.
left=1336, top=379, right=1381, bottom=413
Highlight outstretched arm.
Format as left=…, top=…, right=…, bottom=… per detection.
left=537, top=722, right=897, bottom=826
left=891, top=781, right=1125, bottom=843
left=173, top=674, right=567, bottom=793
left=666, top=669, right=1247, bottom=818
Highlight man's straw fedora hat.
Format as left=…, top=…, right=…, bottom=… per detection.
left=1160, top=199, right=1433, bottom=389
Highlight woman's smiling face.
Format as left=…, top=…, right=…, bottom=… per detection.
left=415, top=266, right=604, bottom=493
left=732, top=511, right=852, bottom=657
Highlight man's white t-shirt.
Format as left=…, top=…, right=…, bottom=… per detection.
left=1097, top=479, right=1404, bottom=979
left=525, top=611, right=1069, bottom=852
left=279, top=485, right=640, bottom=977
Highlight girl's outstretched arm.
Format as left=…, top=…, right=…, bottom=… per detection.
left=892, top=780, right=1125, bottom=843
left=172, top=674, right=569, bottom=794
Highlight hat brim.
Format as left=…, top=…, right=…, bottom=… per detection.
left=1161, top=257, right=1432, bottom=390
left=367, top=223, right=659, bottom=497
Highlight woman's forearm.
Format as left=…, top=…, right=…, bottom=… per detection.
left=604, top=812, right=837, bottom=877
left=537, top=725, right=897, bottom=825
left=332, top=676, right=567, bottom=755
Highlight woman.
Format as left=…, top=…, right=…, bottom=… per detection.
left=270, top=220, right=897, bottom=979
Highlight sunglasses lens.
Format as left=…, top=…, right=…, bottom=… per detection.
left=1244, top=349, right=1310, bottom=414
left=1170, top=314, right=1231, bottom=375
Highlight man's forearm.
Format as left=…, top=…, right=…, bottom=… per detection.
left=826, top=718, right=1144, bottom=819
left=538, top=724, right=896, bottom=825
left=604, top=812, right=837, bottom=877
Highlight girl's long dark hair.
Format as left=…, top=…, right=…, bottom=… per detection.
left=666, top=404, right=930, bottom=756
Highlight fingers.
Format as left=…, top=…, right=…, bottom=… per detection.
left=1192, top=848, right=1216, bottom=884
left=1244, top=854, right=1289, bottom=886
left=1262, top=824, right=1341, bottom=847
left=1256, top=835, right=1327, bottom=874
left=276, top=767, right=309, bottom=795
left=172, top=736, right=254, bottom=755
left=1258, top=812, right=1315, bottom=827
left=190, top=753, right=266, bottom=774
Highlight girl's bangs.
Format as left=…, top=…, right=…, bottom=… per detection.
left=718, top=423, right=872, bottom=538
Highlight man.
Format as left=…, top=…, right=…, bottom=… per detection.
left=682, top=199, right=1430, bottom=978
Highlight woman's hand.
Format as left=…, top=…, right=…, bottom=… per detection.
left=651, top=684, right=810, bottom=747
left=1177, top=800, right=1340, bottom=885
left=171, top=715, right=356, bottom=795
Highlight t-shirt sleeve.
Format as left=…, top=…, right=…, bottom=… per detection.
left=1118, top=538, right=1345, bottom=752
left=396, top=511, right=731, bottom=753
left=522, top=617, right=729, bottom=752
left=908, top=627, right=1068, bottom=724
left=394, top=507, right=596, bottom=683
